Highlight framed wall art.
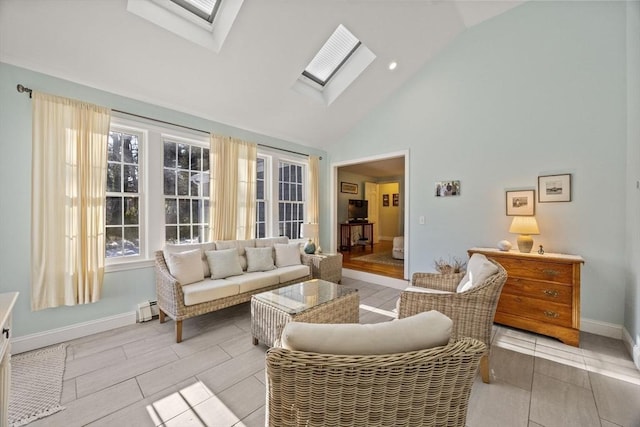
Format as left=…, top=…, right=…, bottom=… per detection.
left=538, top=174, right=571, bottom=202
left=393, top=193, right=399, bottom=206
left=382, top=194, right=389, bottom=206
left=506, top=190, right=535, bottom=216
left=435, top=180, right=460, bottom=197
left=340, top=182, right=358, bottom=194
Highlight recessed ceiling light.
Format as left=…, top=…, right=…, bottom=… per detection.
left=388, top=61, right=398, bottom=71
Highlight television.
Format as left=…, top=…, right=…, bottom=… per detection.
left=348, top=199, right=368, bottom=223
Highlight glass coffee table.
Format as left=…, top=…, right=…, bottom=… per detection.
left=250, top=279, right=359, bottom=347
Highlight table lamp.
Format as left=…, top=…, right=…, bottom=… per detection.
left=300, top=223, right=319, bottom=254
left=509, top=216, right=540, bottom=253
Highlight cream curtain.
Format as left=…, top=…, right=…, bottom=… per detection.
left=210, top=135, right=257, bottom=240
left=308, top=155, right=320, bottom=224
left=31, top=92, right=111, bottom=311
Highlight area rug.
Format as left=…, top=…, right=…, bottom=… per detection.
left=351, top=251, right=404, bottom=267
left=8, top=344, right=67, bottom=427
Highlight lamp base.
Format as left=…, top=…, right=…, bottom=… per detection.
left=303, top=239, right=316, bottom=254
left=516, top=235, right=534, bottom=253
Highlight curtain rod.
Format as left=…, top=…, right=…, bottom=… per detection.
left=16, top=84, right=321, bottom=160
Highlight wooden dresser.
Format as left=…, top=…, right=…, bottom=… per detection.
left=468, top=248, right=584, bottom=346
left=0, top=292, right=19, bottom=426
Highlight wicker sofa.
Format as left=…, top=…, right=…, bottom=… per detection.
left=155, top=237, right=313, bottom=342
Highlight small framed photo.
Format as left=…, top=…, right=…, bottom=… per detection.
left=435, top=180, right=460, bottom=197
left=538, top=174, right=571, bottom=202
left=340, top=182, right=358, bottom=194
left=382, top=194, right=389, bottom=207
left=506, top=190, right=535, bottom=216
left=393, top=193, right=399, bottom=206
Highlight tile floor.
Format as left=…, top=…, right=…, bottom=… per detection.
left=22, top=278, right=640, bottom=427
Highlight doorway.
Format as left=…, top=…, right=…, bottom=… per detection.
left=330, top=151, right=409, bottom=280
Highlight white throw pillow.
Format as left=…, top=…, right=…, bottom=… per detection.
left=205, top=249, right=244, bottom=279
left=281, top=310, right=452, bottom=355
left=164, top=243, right=210, bottom=277
left=166, top=249, right=205, bottom=286
left=245, top=247, right=275, bottom=272
left=274, top=243, right=301, bottom=268
left=457, top=253, right=499, bottom=293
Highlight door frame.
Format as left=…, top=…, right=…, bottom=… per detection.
left=330, top=150, right=409, bottom=280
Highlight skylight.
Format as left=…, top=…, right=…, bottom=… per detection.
left=302, top=24, right=361, bottom=87
left=170, top=0, right=220, bottom=23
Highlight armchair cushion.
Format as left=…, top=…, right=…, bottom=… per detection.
left=457, top=253, right=499, bottom=293
left=281, top=310, right=452, bottom=355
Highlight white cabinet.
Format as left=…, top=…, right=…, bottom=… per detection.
left=0, top=292, right=19, bottom=427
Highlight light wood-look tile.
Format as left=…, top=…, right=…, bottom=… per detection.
left=489, top=346, right=534, bottom=391
left=534, top=356, right=591, bottom=389
left=589, top=371, right=640, bottom=427
left=64, top=346, right=127, bottom=380
left=467, top=376, right=531, bottom=427
left=197, top=347, right=268, bottom=394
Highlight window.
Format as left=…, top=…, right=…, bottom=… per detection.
left=302, top=24, right=361, bottom=86
left=278, top=161, right=305, bottom=239
left=255, top=157, right=266, bottom=238
left=106, top=129, right=142, bottom=259
left=170, top=0, right=220, bottom=23
left=163, top=138, right=210, bottom=243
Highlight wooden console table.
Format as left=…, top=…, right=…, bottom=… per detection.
left=468, top=248, right=583, bottom=346
left=339, top=223, right=374, bottom=252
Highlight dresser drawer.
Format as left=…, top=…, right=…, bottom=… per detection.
left=497, top=293, right=573, bottom=327
left=490, top=256, right=573, bottom=284
left=503, top=277, right=572, bottom=306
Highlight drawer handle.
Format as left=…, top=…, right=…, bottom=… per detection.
left=2, top=328, right=8, bottom=339
left=542, top=269, right=560, bottom=277
left=543, top=289, right=559, bottom=298
left=543, top=311, right=559, bottom=318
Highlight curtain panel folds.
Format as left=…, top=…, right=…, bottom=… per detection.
left=308, top=155, right=320, bottom=224
left=31, top=92, right=111, bottom=310
left=210, top=135, right=257, bottom=240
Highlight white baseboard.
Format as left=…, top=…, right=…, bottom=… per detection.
left=580, top=318, right=623, bottom=339
left=622, top=327, right=640, bottom=371
left=12, top=311, right=137, bottom=354
left=342, top=268, right=408, bottom=290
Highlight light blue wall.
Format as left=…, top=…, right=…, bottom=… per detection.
left=625, top=1, right=640, bottom=351
left=327, top=1, right=630, bottom=326
left=0, top=63, right=327, bottom=337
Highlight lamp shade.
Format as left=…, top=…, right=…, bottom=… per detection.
left=300, top=223, right=319, bottom=239
left=509, top=216, right=540, bottom=235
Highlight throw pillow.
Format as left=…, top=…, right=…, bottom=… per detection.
left=166, top=249, right=205, bottom=285
left=457, top=253, right=499, bottom=293
left=245, top=247, right=275, bottom=272
left=205, top=249, right=244, bottom=279
left=164, top=243, right=209, bottom=277
left=274, top=243, right=301, bottom=268
left=281, top=310, right=452, bottom=355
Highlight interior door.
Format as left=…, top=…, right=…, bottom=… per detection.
left=364, top=182, right=380, bottom=244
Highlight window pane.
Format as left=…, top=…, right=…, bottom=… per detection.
left=177, top=171, right=189, bottom=196
left=202, top=148, right=210, bottom=172
left=108, top=133, right=122, bottom=162
left=179, top=199, right=191, bottom=224
left=192, top=199, right=201, bottom=223
left=296, top=184, right=302, bottom=201
left=122, top=135, right=138, bottom=164
left=166, top=226, right=178, bottom=243
left=106, top=197, right=122, bottom=226
left=106, top=227, right=123, bottom=257
left=191, top=146, right=201, bottom=171
left=192, top=225, right=202, bottom=243
left=124, top=165, right=138, bottom=193
left=202, top=172, right=210, bottom=197
left=164, top=169, right=176, bottom=195
left=124, top=197, right=139, bottom=225
left=123, top=227, right=140, bottom=256
left=164, top=142, right=176, bottom=168
left=190, top=172, right=200, bottom=196
left=107, top=163, right=121, bottom=192
left=177, top=144, right=189, bottom=169
left=165, top=198, right=177, bottom=224
left=179, top=225, right=191, bottom=243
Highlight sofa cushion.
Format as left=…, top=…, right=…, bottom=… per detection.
left=277, top=264, right=311, bottom=283
left=215, top=239, right=255, bottom=271
left=281, top=310, right=452, bottom=355
left=226, top=271, right=280, bottom=293
left=274, top=243, right=302, bottom=268
left=457, top=253, right=499, bottom=293
left=164, top=243, right=210, bottom=277
left=245, top=247, right=275, bottom=272
left=205, top=248, right=244, bottom=279
left=165, top=249, right=204, bottom=286
left=182, top=279, right=240, bottom=306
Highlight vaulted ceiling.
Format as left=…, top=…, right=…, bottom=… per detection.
left=0, top=0, right=523, bottom=149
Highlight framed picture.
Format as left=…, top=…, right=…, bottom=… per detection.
left=340, top=181, right=358, bottom=194
left=382, top=194, right=389, bottom=207
left=393, top=193, right=399, bottom=206
left=435, top=180, right=460, bottom=197
left=506, top=190, right=535, bottom=216
left=538, top=174, right=571, bottom=202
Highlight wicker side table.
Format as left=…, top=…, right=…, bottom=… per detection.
left=302, top=253, right=343, bottom=284
left=251, top=279, right=359, bottom=347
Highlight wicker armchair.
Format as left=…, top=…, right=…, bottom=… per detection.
left=266, top=337, right=486, bottom=427
left=397, top=259, right=507, bottom=383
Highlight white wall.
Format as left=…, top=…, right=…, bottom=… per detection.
left=327, top=1, right=630, bottom=327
